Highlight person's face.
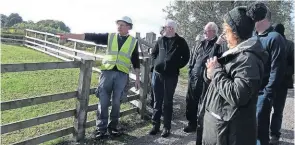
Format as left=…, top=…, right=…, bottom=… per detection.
left=164, top=26, right=175, bottom=35
left=203, top=25, right=216, bottom=40
left=223, top=23, right=239, bottom=49
left=117, top=21, right=130, bottom=34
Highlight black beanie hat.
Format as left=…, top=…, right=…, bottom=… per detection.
left=273, top=23, right=285, bottom=38
left=246, top=2, right=268, bottom=22
left=224, top=6, right=255, bottom=40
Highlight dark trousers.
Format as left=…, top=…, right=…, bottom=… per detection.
left=149, top=71, right=156, bottom=107
left=270, top=84, right=288, bottom=138
left=256, top=94, right=272, bottom=145
left=186, top=74, right=206, bottom=127
left=152, top=72, right=178, bottom=130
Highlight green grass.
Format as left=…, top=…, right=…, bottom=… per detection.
left=180, top=66, right=188, bottom=79
left=0, top=44, right=137, bottom=145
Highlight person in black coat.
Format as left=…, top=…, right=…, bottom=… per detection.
left=149, top=19, right=190, bottom=138
left=184, top=22, right=219, bottom=133
left=269, top=23, right=294, bottom=145
left=201, top=6, right=269, bottom=145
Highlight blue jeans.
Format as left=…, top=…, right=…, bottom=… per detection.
left=95, top=70, right=128, bottom=133
left=270, top=84, right=288, bottom=138
left=256, top=94, right=272, bottom=145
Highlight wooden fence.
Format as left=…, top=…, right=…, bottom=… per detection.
left=1, top=29, right=158, bottom=144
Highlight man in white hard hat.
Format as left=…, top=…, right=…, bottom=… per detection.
left=58, top=16, right=140, bottom=139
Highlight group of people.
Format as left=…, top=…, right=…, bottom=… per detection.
left=59, top=1, right=294, bottom=145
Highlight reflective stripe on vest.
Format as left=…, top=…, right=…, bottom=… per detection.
left=101, top=33, right=137, bottom=74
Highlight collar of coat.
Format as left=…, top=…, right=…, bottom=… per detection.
left=221, top=37, right=258, bottom=58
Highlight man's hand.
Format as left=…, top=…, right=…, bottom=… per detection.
left=135, top=68, right=140, bottom=90
left=216, top=33, right=226, bottom=45
left=135, top=77, right=140, bottom=90
left=205, top=56, right=220, bottom=79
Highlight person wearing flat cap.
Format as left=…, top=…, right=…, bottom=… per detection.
left=200, top=6, right=268, bottom=145
left=247, top=2, right=286, bottom=145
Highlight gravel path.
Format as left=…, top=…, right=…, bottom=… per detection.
left=126, top=81, right=294, bottom=145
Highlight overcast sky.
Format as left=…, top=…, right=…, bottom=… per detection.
left=0, top=0, right=173, bottom=37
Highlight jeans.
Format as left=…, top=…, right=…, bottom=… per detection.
left=270, top=84, right=288, bottom=138
left=152, top=72, right=178, bottom=129
left=256, top=94, right=272, bottom=145
left=149, top=71, right=156, bottom=107
left=95, top=70, right=128, bottom=133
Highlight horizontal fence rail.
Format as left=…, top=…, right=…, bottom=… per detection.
left=1, top=61, right=81, bottom=73
left=1, top=91, right=77, bottom=111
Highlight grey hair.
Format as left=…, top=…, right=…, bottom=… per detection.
left=206, top=22, right=219, bottom=35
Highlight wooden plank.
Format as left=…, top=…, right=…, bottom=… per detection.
left=1, top=91, right=77, bottom=111
left=1, top=38, right=24, bottom=42
left=87, top=94, right=140, bottom=112
left=1, top=109, right=75, bottom=134
left=136, top=37, right=155, bottom=48
left=25, top=44, right=72, bottom=61
left=1, top=61, right=81, bottom=73
left=26, top=36, right=105, bottom=59
left=12, top=127, right=74, bottom=145
left=74, top=60, right=93, bottom=142
left=86, top=107, right=138, bottom=128
left=25, top=40, right=82, bottom=60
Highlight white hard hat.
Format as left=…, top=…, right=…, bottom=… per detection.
left=116, top=16, right=133, bottom=25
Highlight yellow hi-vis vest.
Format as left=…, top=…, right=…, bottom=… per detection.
left=100, top=33, right=137, bottom=74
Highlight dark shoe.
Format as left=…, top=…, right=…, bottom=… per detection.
left=92, top=130, right=107, bottom=140
left=161, top=128, right=170, bottom=138
left=183, top=125, right=196, bottom=133
left=108, top=127, right=121, bottom=136
left=149, top=126, right=160, bottom=135
left=269, top=136, right=279, bottom=145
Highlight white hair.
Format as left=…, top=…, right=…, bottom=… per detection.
left=206, top=22, right=218, bottom=35
left=165, top=19, right=177, bottom=31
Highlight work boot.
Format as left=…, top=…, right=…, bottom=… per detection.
left=269, top=136, right=280, bottom=145
left=161, top=128, right=170, bottom=138
left=149, top=126, right=160, bottom=135
left=183, top=125, right=196, bottom=133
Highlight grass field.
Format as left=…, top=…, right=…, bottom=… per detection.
left=1, top=44, right=140, bottom=145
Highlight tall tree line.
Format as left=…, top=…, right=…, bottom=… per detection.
left=163, top=1, right=294, bottom=49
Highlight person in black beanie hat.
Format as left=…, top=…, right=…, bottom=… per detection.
left=247, top=2, right=286, bottom=145
left=269, top=23, right=294, bottom=145
left=200, top=6, right=268, bottom=145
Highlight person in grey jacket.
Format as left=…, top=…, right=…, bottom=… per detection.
left=201, top=6, right=268, bottom=145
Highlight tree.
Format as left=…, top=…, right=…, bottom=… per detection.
left=163, top=1, right=294, bottom=49
left=6, top=13, right=23, bottom=27
left=1, top=14, right=8, bottom=27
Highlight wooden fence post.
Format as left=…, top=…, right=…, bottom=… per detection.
left=44, top=34, right=47, bottom=51
left=139, top=57, right=150, bottom=119
left=57, top=38, right=61, bottom=56
left=73, top=42, right=78, bottom=61
left=73, top=59, right=93, bottom=143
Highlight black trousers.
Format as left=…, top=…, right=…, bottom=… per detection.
left=185, top=74, right=206, bottom=127
left=152, top=72, right=178, bottom=130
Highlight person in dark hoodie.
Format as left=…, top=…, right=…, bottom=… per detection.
left=201, top=6, right=268, bottom=145
left=149, top=19, right=190, bottom=137
left=269, top=23, right=294, bottom=145
left=247, top=2, right=286, bottom=145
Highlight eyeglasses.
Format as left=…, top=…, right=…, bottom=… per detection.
left=203, top=30, right=215, bottom=34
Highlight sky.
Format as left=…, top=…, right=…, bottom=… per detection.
left=0, top=0, right=173, bottom=37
